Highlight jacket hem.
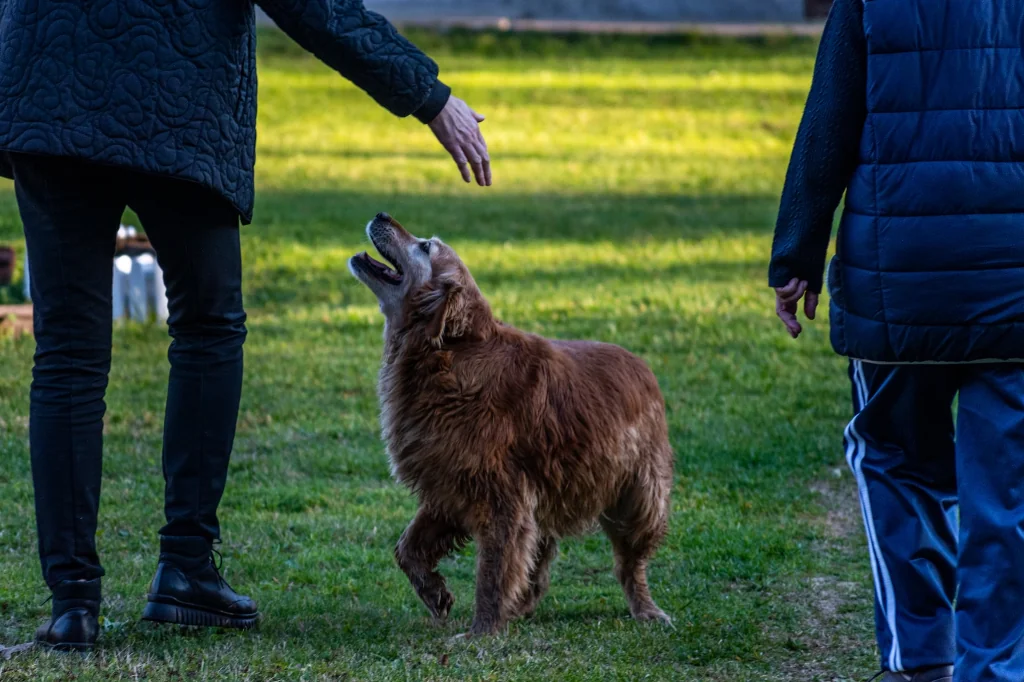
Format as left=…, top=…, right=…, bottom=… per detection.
left=0, top=148, right=253, bottom=224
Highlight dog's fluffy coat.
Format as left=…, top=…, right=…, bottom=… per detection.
left=351, top=214, right=673, bottom=635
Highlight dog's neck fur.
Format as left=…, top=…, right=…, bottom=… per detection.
left=375, top=289, right=495, bottom=486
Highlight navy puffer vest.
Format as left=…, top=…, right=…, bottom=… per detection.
left=830, top=0, right=1024, bottom=363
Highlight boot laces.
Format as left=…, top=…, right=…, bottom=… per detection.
left=210, top=539, right=231, bottom=589
left=211, top=539, right=224, bottom=573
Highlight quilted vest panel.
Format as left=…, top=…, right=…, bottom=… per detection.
left=830, top=0, right=1024, bottom=362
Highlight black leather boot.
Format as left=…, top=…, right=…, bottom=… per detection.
left=142, top=536, right=259, bottom=629
left=35, top=578, right=101, bottom=651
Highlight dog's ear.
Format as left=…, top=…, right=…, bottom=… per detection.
left=414, top=276, right=465, bottom=347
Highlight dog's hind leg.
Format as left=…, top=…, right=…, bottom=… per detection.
left=396, top=509, right=469, bottom=621
left=513, top=535, right=558, bottom=619
left=600, top=473, right=671, bottom=625
left=467, top=506, right=539, bottom=636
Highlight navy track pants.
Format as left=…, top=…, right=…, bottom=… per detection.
left=848, top=360, right=1024, bottom=680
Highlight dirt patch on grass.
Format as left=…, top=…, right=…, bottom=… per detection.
left=809, top=471, right=862, bottom=543
left=769, top=471, right=877, bottom=681
left=0, top=305, right=32, bottom=339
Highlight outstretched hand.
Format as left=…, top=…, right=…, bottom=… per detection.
left=775, top=278, right=819, bottom=339
left=428, top=95, right=492, bottom=186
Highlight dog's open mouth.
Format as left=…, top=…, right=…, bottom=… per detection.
left=353, top=251, right=403, bottom=285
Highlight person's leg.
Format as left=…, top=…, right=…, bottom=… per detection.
left=12, top=155, right=125, bottom=588
left=12, top=154, right=126, bottom=650
left=954, top=364, right=1024, bottom=682
left=126, top=177, right=256, bottom=628
left=847, top=360, right=958, bottom=674
left=127, top=181, right=247, bottom=544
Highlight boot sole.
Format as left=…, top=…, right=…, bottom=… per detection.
left=142, top=601, right=259, bottom=630
left=36, top=640, right=95, bottom=653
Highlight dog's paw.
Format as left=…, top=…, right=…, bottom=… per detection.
left=464, top=619, right=501, bottom=637
left=422, top=587, right=455, bottom=621
left=452, top=622, right=503, bottom=638
left=515, top=604, right=538, bottom=620
left=433, top=589, right=455, bottom=621
left=634, top=608, right=673, bottom=627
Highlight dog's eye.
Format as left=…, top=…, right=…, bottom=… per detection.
left=419, top=241, right=432, bottom=255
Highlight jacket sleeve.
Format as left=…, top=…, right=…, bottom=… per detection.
left=768, top=0, right=867, bottom=293
left=255, top=0, right=451, bottom=123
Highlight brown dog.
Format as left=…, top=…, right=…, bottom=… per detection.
left=349, top=213, right=674, bottom=636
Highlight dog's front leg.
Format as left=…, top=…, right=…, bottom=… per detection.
left=396, top=509, right=469, bottom=621
left=468, top=507, right=539, bottom=636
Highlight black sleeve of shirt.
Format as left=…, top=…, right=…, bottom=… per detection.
left=768, top=0, right=867, bottom=293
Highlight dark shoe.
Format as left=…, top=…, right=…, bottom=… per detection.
left=876, top=666, right=954, bottom=682
left=35, top=578, right=101, bottom=651
left=142, top=536, right=259, bottom=629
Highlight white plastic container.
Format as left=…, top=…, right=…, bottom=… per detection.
left=25, top=228, right=169, bottom=322
left=152, top=260, right=169, bottom=322
left=128, top=253, right=152, bottom=321
left=22, top=250, right=30, bottom=301
left=112, top=255, right=133, bottom=321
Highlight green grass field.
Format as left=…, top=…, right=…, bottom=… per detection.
left=0, top=30, right=877, bottom=681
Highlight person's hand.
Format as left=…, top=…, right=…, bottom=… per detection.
left=428, top=95, right=492, bottom=186
left=775, top=278, right=819, bottom=339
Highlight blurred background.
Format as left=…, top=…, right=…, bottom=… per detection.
left=0, top=3, right=878, bottom=681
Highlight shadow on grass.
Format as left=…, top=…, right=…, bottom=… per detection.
left=257, top=144, right=790, bottom=163
left=475, top=258, right=764, bottom=289
left=244, top=188, right=777, bottom=307
left=245, top=256, right=765, bottom=310
left=257, top=84, right=808, bottom=112
left=249, top=188, right=779, bottom=243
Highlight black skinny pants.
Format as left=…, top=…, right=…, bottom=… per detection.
left=13, top=154, right=246, bottom=587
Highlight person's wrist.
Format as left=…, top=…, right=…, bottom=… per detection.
left=414, top=80, right=452, bottom=125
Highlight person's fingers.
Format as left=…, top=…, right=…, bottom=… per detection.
left=465, top=147, right=486, bottom=186
left=473, top=140, right=492, bottom=186
left=471, top=162, right=486, bottom=186
left=775, top=278, right=802, bottom=300
left=778, top=280, right=808, bottom=305
left=474, top=132, right=489, bottom=156
left=805, top=292, right=819, bottom=320
left=778, top=310, right=801, bottom=338
left=429, top=97, right=492, bottom=186
left=448, top=146, right=471, bottom=183
left=776, top=298, right=802, bottom=338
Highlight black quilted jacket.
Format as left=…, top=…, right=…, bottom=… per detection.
left=0, top=0, right=451, bottom=223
